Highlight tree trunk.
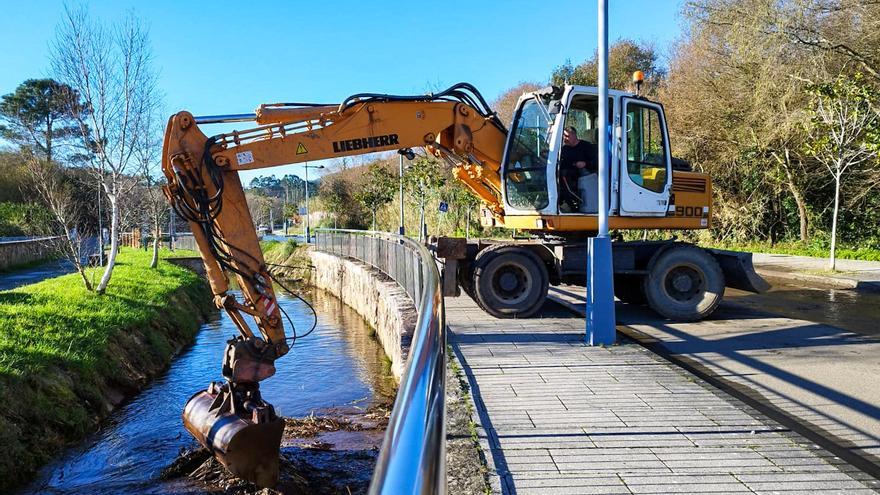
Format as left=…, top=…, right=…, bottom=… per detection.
left=77, top=267, right=93, bottom=291
left=829, top=173, right=841, bottom=271
left=150, top=217, right=159, bottom=269
left=65, top=235, right=92, bottom=291
left=419, top=201, right=426, bottom=242
left=96, top=193, right=119, bottom=293
left=780, top=149, right=809, bottom=242
left=46, top=117, right=53, bottom=165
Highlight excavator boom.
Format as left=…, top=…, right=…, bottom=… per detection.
left=161, top=83, right=510, bottom=487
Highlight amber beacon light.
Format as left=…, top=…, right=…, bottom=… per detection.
left=633, top=70, right=645, bottom=95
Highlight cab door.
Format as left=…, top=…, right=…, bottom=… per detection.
left=501, top=95, right=559, bottom=215
left=619, top=98, right=671, bottom=216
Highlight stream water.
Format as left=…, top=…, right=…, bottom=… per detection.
left=19, top=288, right=395, bottom=495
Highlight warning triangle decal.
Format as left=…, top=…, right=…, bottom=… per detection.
left=296, top=143, right=308, bottom=155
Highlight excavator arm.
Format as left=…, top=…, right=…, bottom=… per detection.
left=197, top=85, right=508, bottom=213
left=161, top=83, right=508, bottom=488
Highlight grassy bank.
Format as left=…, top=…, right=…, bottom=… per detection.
left=708, top=241, right=880, bottom=262
left=0, top=247, right=213, bottom=491
left=262, top=239, right=312, bottom=282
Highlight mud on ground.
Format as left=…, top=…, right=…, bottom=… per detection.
left=162, top=352, right=491, bottom=494
left=162, top=403, right=391, bottom=495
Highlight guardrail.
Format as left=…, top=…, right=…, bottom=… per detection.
left=314, top=229, right=446, bottom=495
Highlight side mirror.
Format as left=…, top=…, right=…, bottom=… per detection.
left=548, top=100, right=562, bottom=117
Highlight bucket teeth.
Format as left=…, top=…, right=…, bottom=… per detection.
left=183, top=388, right=284, bottom=488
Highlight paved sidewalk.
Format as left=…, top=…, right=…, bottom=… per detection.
left=752, top=253, right=880, bottom=292
left=549, top=284, right=880, bottom=474
left=447, top=295, right=879, bottom=494
left=0, top=259, right=73, bottom=291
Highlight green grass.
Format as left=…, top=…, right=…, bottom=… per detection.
left=160, top=247, right=200, bottom=258
left=262, top=239, right=312, bottom=282
left=0, top=247, right=212, bottom=491
left=709, top=241, right=880, bottom=262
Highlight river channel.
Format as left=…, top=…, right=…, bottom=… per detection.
left=19, top=288, right=395, bottom=495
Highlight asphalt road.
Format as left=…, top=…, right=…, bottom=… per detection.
left=0, top=259, right=75, bottom=291
left=0, top=237, right=98, bottom=291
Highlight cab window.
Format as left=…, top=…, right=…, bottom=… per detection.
left=625, top=104, right=668, bottom=193
left=504, top=98, right=551, bottom=210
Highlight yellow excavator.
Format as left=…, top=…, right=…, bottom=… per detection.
left=162, top=81, right=767, bottom=487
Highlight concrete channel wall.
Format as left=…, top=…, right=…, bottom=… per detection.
left=0, top=236, right=60, bottom=271
left=310, top=250, right=417, bottom=381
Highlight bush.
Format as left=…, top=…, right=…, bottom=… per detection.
left=0, top=201, right=54, bottom=236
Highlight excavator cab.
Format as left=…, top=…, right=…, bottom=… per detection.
left=499, top=85, right=673, bottom=228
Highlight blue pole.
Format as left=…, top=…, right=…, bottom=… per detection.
left=587, top=0, right=616, bottom=346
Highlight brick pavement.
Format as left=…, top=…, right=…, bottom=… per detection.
left=446, top=295, right=879, bottom=494
left=548, top=284, right=880, bottom=466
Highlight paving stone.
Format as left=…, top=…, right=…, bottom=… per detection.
left=446, top=295, right=878, bottom=494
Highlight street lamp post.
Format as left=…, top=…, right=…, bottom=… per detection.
left=302, top=163, right=324, bottom=243
left=586, top=0, right=616, bottom=346
left=397, top=148, right=414, bottom=236
left=398, top=153, right=405, bottom=235
left=284, top=178, right=289, bottom=236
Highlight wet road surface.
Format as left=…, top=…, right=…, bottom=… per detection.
left=725, top=276, right=880, bottom=337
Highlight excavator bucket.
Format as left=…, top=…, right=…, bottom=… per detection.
left=183, top=388, right=284, bottom=488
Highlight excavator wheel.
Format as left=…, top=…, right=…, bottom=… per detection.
left=643, top=244, right=724, bottom=321
left=472, top=245, right=549, bottom=318
left=614, top=274, right=647, bottom=305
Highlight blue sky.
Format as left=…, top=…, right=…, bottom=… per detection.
left=0, top=0, right=684, bottom=183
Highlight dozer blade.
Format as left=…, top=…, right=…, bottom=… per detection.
left=183, top=389, right=284, bottom=488
left=708, top=249, right=771, bottom=293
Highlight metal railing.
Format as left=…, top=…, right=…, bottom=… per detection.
left=315, top=229, right=446, bottom=495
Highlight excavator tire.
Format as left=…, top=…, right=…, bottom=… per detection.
left=643, top=244, right=724, bottom=321
left=614, top=274, right=647, bottom=305
left=472, top=245, right=549, bottom=318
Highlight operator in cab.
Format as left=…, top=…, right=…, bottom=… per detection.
left=559, top=126, right=598, bottom=213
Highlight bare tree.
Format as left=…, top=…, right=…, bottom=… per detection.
left=134, top=101, right=165, bottom=268
left=807, top=76, right=879, bottom=270
left=51, top=6, right=158, bottom=293
left=25, top=157, right=93, bottom=290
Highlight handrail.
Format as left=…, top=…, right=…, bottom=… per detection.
left=314, top=229, right=446, bottom=495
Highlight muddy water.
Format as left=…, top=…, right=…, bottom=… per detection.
left=19, top=288, right=395, bottom=495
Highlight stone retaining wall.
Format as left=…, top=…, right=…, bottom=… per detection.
left=0, top=237, right=60, bottom=271
left=310, top=250, right=417, bottom=381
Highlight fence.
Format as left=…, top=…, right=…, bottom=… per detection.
left=315, top=229, right=446, bottom=495
left=118, top=231, right=199, bottom=252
